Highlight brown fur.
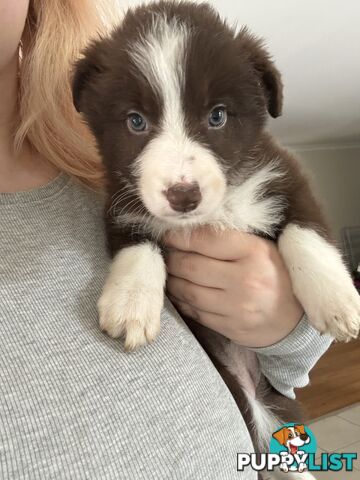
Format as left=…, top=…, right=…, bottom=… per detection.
left=73, top=1, right=330, bottom=251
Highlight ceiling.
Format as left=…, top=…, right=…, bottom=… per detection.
left=120, top=0, right=360, bottom=147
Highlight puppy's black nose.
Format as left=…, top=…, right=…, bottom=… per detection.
left=165, top=182, right=201, bottom=213
left=300, top=434, right=308, bottom=441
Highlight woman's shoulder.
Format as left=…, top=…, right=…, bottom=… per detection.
left=66, top=174, right=107, bottom=215
left=1, top=173, right=255, bottom=479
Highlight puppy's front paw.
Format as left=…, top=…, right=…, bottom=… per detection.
left=278, top=224, right=360, bottom=343
left=97, top=243, right=166, bottom=350
left=98, top=284, right=163, bottom=350
left=309, top=289, right=360, bottom=342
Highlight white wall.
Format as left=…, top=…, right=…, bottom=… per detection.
left=293, top=146, right=360, bottom=240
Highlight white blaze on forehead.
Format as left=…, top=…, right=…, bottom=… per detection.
left=129, top=15, right=188, bottom=133
left=128, top=15, right=227, bottom=223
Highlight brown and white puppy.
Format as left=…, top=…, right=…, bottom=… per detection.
left=72, top=1, right=360, bottom=477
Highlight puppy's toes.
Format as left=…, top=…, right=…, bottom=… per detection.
left=327, top=312, right=360, bottom=342
left=308, top=288, right=360, bottom=342
left=124, top=313, right=161, bottom=351
left=97, top=266, right=164, bottom=348
left=124, top=320, right=148, bottom=351
left=98, top=301, right=125, bottom=339
left=144, top=317, right=161, bottom=343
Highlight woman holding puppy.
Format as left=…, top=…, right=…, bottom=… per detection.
left=0, top=0, right=331, bottom=478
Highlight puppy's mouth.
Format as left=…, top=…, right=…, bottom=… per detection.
left=162, top=211, right=199, bottom=219
left=143, top=187, right=226, bottom=226
left=157, top=209, right=208, bottom=224
left=139, top=179, right=227, bottom=225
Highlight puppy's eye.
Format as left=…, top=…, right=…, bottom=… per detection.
left=127, top=112, right=148, bottom=133
left=208, top=106, right=227, bottom=128
left=288, top=434, right=293, bottom=439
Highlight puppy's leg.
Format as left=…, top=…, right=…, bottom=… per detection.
left=98, top=242, right=166, bottom=350
left=278, top=223, right=360, bottom=341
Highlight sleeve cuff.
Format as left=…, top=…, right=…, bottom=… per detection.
left=249, top=315, right=333, bottom=399
left=250, top=314, right=331, bottom=356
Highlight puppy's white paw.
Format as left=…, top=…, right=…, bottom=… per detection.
left=309, top=289, right=360, bottom=342
left=279, top=224, right=360, bottom=343
left=98, top=284, right=162, bottom=350
left=97, top=243, right=166, bottom=351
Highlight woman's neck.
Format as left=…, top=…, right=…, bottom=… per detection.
left=0, top=53, right=58, bottom=193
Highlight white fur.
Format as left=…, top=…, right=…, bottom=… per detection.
left=130, top=16, right=227, bottom=223
left=278, top=224, right=360, bottom=341
left=135, top=134, right=227, bottom=223
left=116, top=162, right=286, bottom=240
left=98, top=243, right=166, bottom=350
left=130, top=15, right=188, bottom=135
left=246, top=394, right=282, bottom=453
left=216, top=161, right=286, bottom=236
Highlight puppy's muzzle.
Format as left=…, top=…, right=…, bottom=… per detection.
left=164, top=182, right=201, bottom=213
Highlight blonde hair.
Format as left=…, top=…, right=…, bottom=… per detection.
left=17, top=0, right=119, bottom=189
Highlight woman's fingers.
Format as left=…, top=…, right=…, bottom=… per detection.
left=164, top=225, right=261, bottom=261
left=169, top=295, right=230, bottom=333
left=169, top=295, right=244, bottom=342
left=166, top=275, right=228, bottom=316
left=165, top=249, right=232, bottom=289
left=168, top=295, right=199, bottom=320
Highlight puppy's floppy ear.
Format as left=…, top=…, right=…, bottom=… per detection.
left=272, top=428, right=287, bottom=445
left=72, top=42, right=106, bottom=113
left=295, top=424, right=306, bottom=435
left=236, top=27, right=283, bottom=118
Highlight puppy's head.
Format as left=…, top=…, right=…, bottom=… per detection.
left=73, top=0, right=283, bottom=226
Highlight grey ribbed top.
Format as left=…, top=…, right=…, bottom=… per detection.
left=0, top=173, right=331, bottom=479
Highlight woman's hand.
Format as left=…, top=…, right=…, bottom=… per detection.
left=164, top=226, right=304, bottom=348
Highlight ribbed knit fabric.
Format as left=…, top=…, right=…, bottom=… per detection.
left=0, top=173, right=331, bottom=479
left=251, top=315, right=332, bottom=399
